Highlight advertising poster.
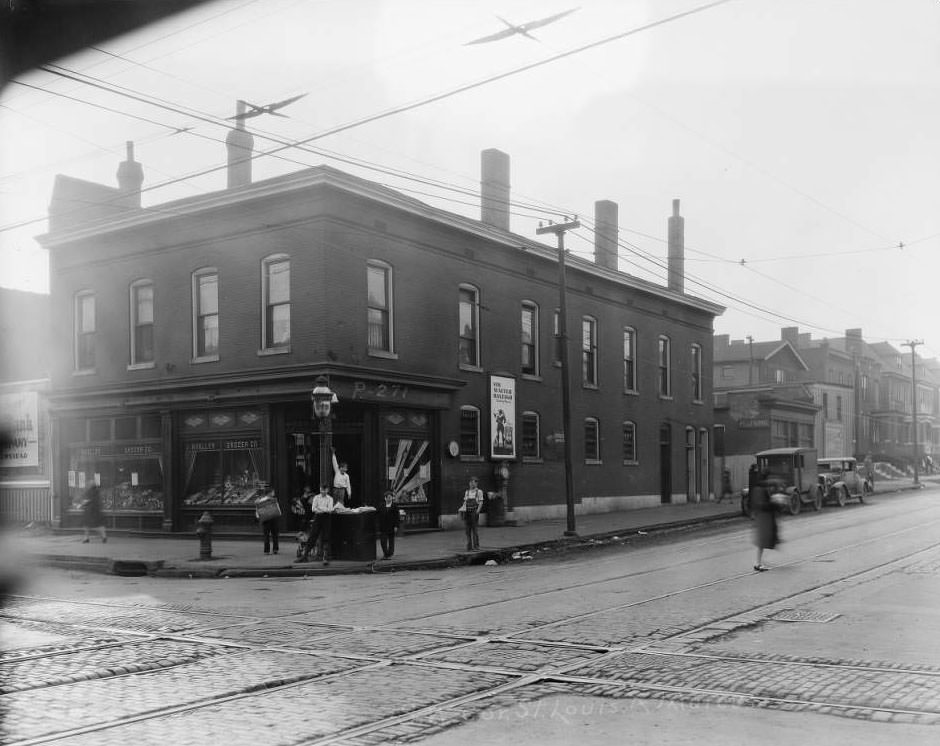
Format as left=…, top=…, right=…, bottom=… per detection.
left=0, top=390, right=40, bottom=468
left=489, top=375, right=516, bottom=460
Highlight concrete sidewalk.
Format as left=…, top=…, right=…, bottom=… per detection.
left=12, top=477, right=932, bottom=579
left=14, top=500, right=744, bottom=579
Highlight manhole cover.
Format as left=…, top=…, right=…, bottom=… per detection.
left=772, top=609, right=840, bottom=623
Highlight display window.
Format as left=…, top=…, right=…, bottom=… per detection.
left=180, top=409, right=269, bottom=508
left=182, top=437, right=268, bottom=506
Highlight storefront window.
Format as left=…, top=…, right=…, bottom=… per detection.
left=386, top=436, right=431, bottom=504
left=183, top=437, right=268, bottom=506
left=67, top=444, right=164, bottom=512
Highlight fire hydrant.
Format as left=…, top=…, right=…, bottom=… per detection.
left=195, top=511, right=213, bottom=560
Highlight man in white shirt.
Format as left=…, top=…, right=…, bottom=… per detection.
left=296, top=483, right=334, bottom=565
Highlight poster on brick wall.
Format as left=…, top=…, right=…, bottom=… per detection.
left=489, top=375, right=516, bottom=460
left=0, top=391, right=40, bottom=468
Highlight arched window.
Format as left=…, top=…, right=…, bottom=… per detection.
left=584, top=417, right=600, bottom=462
left=458, top=284, right=480, bottom=368
left=690, top=342, right=702, bottom=401
left=74, top=290, right=96, bottom=371
left=192, top=268, right=219, bottom=360
left=262, top=254, right=290, bottom=350
left=367, top=260, right=394, bottom=355
left=521, top=300, right=539, bottom=376
left=658, top=335, right=671, bottom=397
left=129, top=280, right=154, bottom=366
left=459, top=405, right=481, bottom=457
left=623, top=327, right=637, bottom=392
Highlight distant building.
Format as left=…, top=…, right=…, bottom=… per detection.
left=39, top=129, right=723, bottom=534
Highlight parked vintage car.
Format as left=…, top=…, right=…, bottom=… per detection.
left=817, top=457, right=871, bottom=506
left=741, top=447, right=823, bottom=517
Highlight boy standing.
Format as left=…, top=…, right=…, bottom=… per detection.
left=377, top=490, right=401, bottom=560
left=458, top=477, right=483, bottom=551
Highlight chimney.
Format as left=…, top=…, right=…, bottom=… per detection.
left=480, top=148, right=510, bottom=231
left=667, top=198, right=684, bottom=293
left=226, top=100, right=254, bottom=188
left=781, top=327, right=800, bottom=347
left=594, top=200, right=619, bottom=271
left=116, top=141, right=144, bottom=208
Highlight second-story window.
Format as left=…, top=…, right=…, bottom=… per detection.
left=367, top=261, right=393, bottom=354
left=582, top=316, right=597, bottom=387
left=75, top=291, right=96, bottom=371
left=262, top=256, right=290, bottom=349
left=193, top=269, right=219, bottom=359
left=521, top=301, right=538, bottom=376
left=691, top=343, right=702, bottom=401
left=623, top=327, right=637, bottom=392
left=458, top=284, right=480, bottom=368
left=130, top=281, right=154, bottom=365
left=658, top=335, right=672, bottom=397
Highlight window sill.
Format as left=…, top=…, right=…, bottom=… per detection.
left=368, top=349, right=399, bottom=360
left=622, top=460, right=639, bottom=467
left=582, top=383, right=599, bottom=391
left=459, top=363, right=484, bottom=374
left=191, top=354, right=220, bottom=364
left=658, top=395, right=674, bottom=401
left=72, top=368, right=96, bottom=377
left=127, top=362, right=155, bottom=371
left=521, top=373, right=542, bottom=382
left=257, top=346, right=290, bottom=357
left=584, top=459, right=603, bottom=466
left=623, top=389, right=639, bottom=396
left=692, top=398, right=704, bottom=405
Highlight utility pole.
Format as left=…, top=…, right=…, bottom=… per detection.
left=537, top=216, right=580, bottom=536
left=902, top=340, right=923, bottom=486
left=746, top=335, right=754, bottom=385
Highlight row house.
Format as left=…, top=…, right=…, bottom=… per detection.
left=715, top=325, right=938, bottom=488
left=39, top=125, right=723, bottom=534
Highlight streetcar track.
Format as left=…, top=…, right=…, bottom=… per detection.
left=6, top=493, right=940, bottom=744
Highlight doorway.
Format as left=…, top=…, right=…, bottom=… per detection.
left=659, top=423, right=672, bottom=503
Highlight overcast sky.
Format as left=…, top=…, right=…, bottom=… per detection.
left=2, top=0, right=938, bottom=357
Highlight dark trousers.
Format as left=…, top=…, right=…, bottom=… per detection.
left=380, top=531, right=396, bottom=558
left=464, top=510, right=479, bottom=550
left=262, top=519, right=280, bottom=553
left=305, top=513, right=332, bottom=560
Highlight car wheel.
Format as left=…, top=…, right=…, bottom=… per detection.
left=811, top=485, right=822, bottom=511
left=837, top=487, right=847, bottom=507
left=788, top=493, right=801, bottom=515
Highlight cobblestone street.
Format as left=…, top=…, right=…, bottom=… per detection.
left=4, top=490, right=940, bottom=744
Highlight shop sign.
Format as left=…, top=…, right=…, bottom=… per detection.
left=0, top=391, right=40, bottom=468
left=489, top=375, right=516, bottom=460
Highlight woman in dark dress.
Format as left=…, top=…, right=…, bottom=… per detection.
left=81, top=483, right=107, bottom=543
left=751, top=477, right=777, bottom=571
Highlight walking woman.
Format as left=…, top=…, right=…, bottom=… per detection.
left=751, top=473, right=778, bottom=571
left=81, top=483, right=107, bottom=543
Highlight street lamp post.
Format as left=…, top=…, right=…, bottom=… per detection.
left=311, top=376, right=338, bottom=489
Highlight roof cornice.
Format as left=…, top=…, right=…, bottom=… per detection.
left=39, top=165, right=723, bottom=316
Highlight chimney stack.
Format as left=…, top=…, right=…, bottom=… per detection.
left=480, top=148, right=510, bottom=231
left=116, top=141, right=144, bottom=208
left=781, top=327, right=800, bottom=347
left=594, top=200, right=619, bottom=271
left=667, top=198, right=684, bottom=293
left=226, top=100, right=254, bottom=188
